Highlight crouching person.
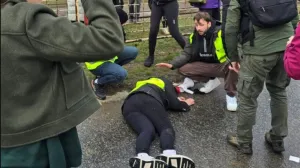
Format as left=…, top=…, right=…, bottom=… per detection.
left=122, top=77, right=195, bottom=168
left=84, top=7, right=138, bottom=100
left=156, top=12, right=238, bottom=111
left=85, top=46, right=138, bottom=100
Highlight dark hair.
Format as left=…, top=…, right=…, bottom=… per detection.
left=193, top=12, right=212, bottom=23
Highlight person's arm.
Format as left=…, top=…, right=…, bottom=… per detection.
left=26, top=0, right=124, bottom=62
left=116, top=7, right=128, bottom=25
left=284, top=26, right=300, bottom=80
left=169, top=41, right=193, bottom=69
left=222, top=0, right=240, bottom=62
left=161, top=77, right=192, bottom=112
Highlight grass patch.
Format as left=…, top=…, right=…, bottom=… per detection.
left=82, top=15, right=195, bottom=95
left=123, top=14, right=195, bottom=40
left=43, top=0, right=300, bottom=95
left=83, top=38, right=186, bottom=94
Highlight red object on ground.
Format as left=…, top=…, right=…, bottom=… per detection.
left=84, top=15, right=89, bottom=25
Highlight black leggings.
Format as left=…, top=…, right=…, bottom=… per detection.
left=149, top=1, right=186, bottom=57
left=122, top=93, right=175, bottom=154
left=148, top=0, right=167, bottom=28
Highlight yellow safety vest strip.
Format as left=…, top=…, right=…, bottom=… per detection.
left=85, top=56, right=118, bottom=70
left=214, top=30, right=227, bottom=63
left=189, top=30, right=227, bottom=63
left=130, top=78, right=165, bottom=93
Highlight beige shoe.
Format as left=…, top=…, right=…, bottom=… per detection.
left=161, top=27, right=170, bottom=35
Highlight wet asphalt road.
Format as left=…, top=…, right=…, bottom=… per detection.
left=77, top=79, right=300, bottom=168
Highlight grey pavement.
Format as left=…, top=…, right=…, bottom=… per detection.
left=78, top=79, right=300, bottom=168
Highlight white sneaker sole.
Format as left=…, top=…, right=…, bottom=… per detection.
left=156, top=155, right=195, bottom=168
left=227, top=105, right=237, bottom=112
left=129, top=157, right=168, bottom=168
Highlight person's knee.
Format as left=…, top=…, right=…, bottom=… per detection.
left=178, top=65, right=189, bottom=75
left=161, top=128, right=175, bottom=137
left=115, top=68, right=128, bottom=82
left=149, top=24, right=160, bottom=34
left=143, top=128, right=156, bottom=140
left=126, top=46, right=138, bottom=60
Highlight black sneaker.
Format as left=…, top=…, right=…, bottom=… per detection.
left=265, top=132, right=285, bottom=153
left=144, top=56, right=154, bottom=67
left=129, top=157, right=168, bottom=168
left=155, top=154, right=195, bottom=168
left=227, top=133, right=253, bottom=154
left=94, top=84, right=106, bottom=100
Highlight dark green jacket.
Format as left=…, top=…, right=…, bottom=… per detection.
left=223, top=0, right=294, bottom=61
left=1, top=0, right=124, bottom=147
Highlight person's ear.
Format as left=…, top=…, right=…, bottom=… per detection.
left=208, top=21, right=212, bottom=27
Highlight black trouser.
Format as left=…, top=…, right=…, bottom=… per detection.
left=199, top=8, right=220, bottom=21
left=148, top=0, right=167, bottom=28
left=149, top=1, right=186, bottom=57
left=122, top=93, right=175, bottom=154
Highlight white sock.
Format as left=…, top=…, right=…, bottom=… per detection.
left=137, top=153, right=153, bottom=161
left=163, top=149, right=177, bottom=156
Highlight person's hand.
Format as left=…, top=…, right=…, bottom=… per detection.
left=185, top=98, right=195, bottom=106
left=229, top=62, right=240, bottom=73
left=287, top=36, right=294, bottom=46
left=178, top=97, right=186, bottom=101
left=155, top=63, right=173, bottom=69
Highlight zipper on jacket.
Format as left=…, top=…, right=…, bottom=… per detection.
left=203, top=38, right=207, bottom=53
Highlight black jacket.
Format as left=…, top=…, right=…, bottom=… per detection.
left=124, top=77, right=190, bottom=112
left=190, top=20, right=220, bottom=63
left=170, top=21, right=223, bottom=69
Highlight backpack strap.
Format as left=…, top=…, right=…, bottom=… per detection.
left=239, top=0, right=248, bottom=14
left=238, top=0, right=255, bottom=46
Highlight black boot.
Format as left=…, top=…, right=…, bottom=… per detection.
left=144, top=55, right=154, bottom=67
left=265, top=131, right=285, bottom=153
left=94, top=84, right=106, bottom=100
left=227, top=133, right=253, bottom=154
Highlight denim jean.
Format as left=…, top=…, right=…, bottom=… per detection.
left=91, top=46, right=138, bottom=85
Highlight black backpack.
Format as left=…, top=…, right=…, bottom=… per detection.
left=239, top=0, right=298, bottom=46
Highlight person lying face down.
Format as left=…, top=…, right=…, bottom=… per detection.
left=121, top=76, right=196, bottom=168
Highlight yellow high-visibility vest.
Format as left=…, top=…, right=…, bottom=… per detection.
left=130, top=78, right=165, bottom=93
left=189, top=30, right=227, bottom=63
left=85, top=56, right=118, bottom=70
